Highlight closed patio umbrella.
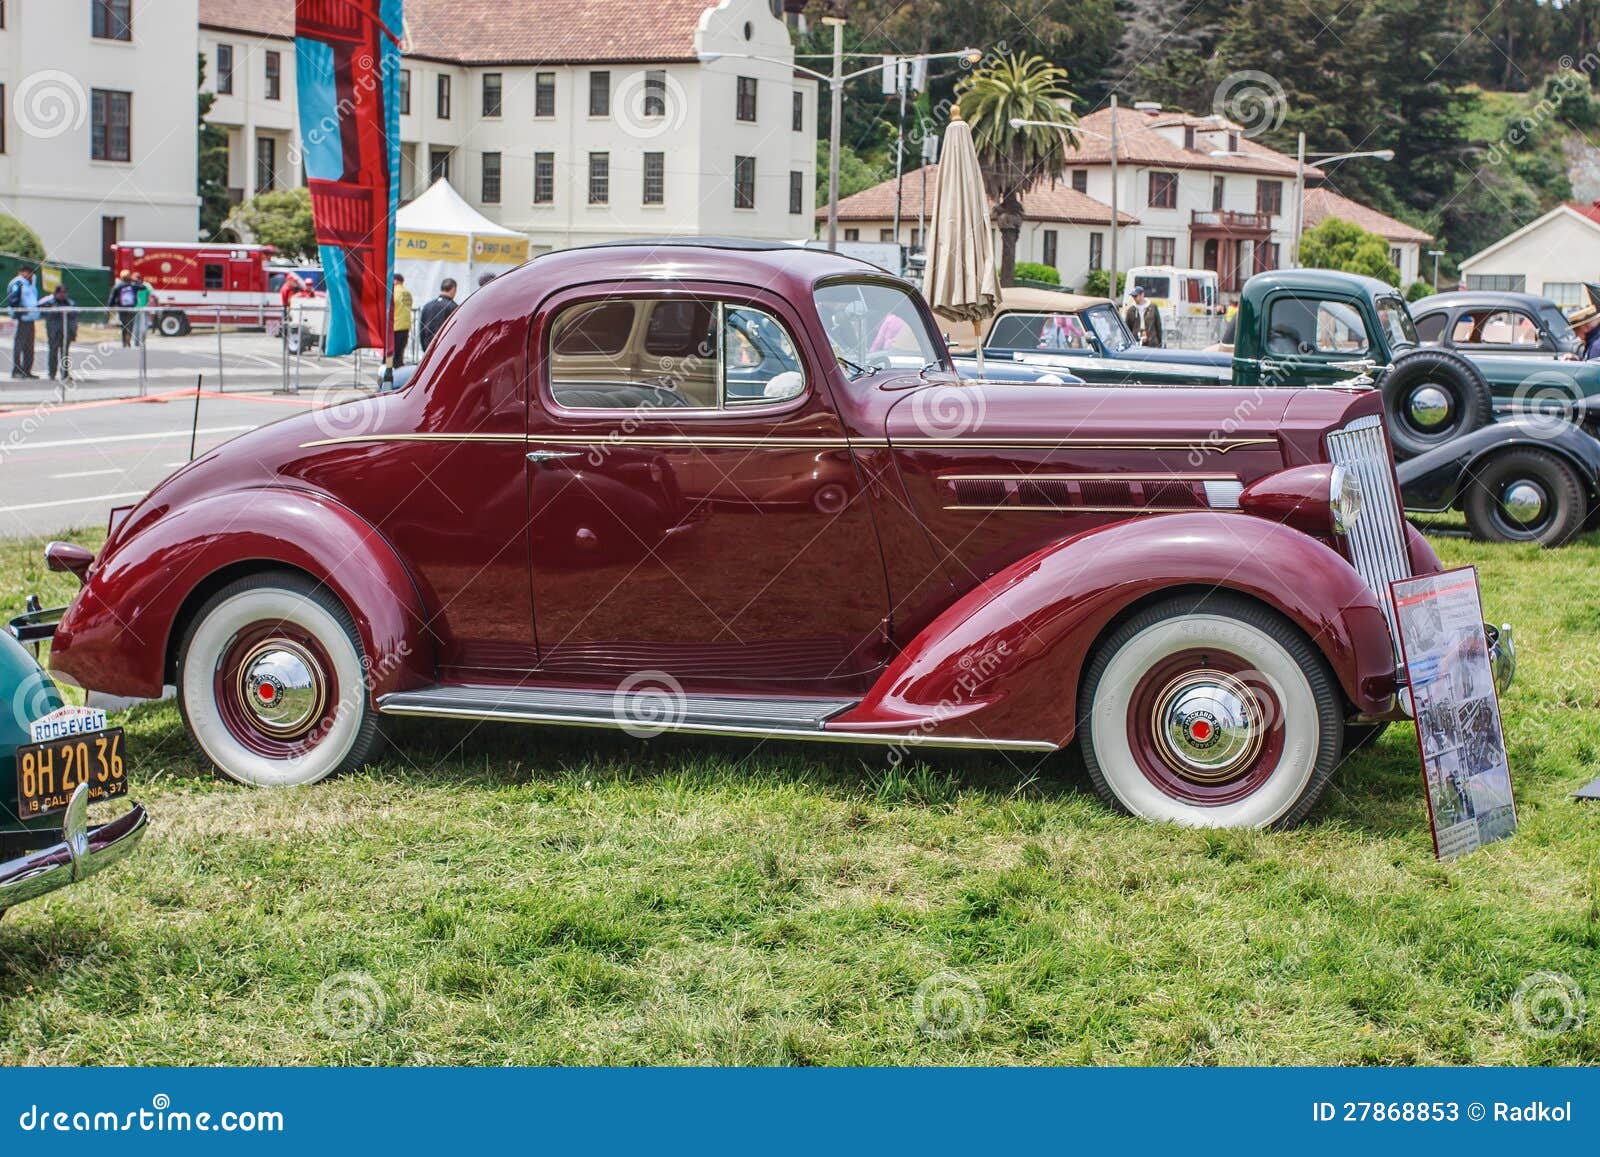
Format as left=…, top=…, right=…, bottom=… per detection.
left=923, top=105, right=1001, bottom=372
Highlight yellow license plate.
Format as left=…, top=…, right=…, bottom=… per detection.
left=15, top=727, right=127, bottom=819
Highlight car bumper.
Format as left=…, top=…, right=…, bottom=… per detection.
left=0, top=784, right=146, bottom=913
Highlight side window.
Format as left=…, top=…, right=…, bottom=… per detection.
left=548, top=298, right=804, bottom=411
left=203, top=263, right=225, bottom=290
left=1413, top=311, right=1446, bottom=343
left=987, top=312, right=1090, bottom=351
left=1449, top=310, right=1536, bottom=346
left=1266, top=297, right=1369, bottom=356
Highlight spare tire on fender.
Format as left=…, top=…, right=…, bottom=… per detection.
left=1378, top=348, right=1493, bottom=459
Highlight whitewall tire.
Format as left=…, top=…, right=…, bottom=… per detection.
left=1077, top=593, right=1344, bottom=829
left=177, top=572, right=382, bottom=787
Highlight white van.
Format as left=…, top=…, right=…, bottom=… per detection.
left=1121, top=265, right=1220, bottom=320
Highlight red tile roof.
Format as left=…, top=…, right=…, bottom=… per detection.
left=1568, top=200, right=1600, bottom=225
left=1057, top=107, right=1322, bottom=179
left=200, top=0, right=715, bottom=63
left=1303, top=187, right=1432, bottom=243
left=821, top=164, right=1137, bottom=226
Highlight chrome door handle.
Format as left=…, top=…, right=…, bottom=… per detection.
left=526, top=450, right=583, bottom=464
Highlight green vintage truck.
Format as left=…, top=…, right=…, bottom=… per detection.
left=962, top=270, right=1600, bottom=546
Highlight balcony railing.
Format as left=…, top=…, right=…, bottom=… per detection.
left=1191, top=209, right=1273, bottom=232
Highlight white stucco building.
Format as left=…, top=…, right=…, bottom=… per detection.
left=0, top=0, right=201, bottom=267
left=198, top=0, right=816, bottom=254
left=1457, top=202, right=1600, bottom=307
left=1302, top=187, right=1431, bottom=287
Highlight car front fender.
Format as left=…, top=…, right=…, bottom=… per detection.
left=1395, top=416, right=1600, bottom=512
left=50, top=487, right=434, bottom=701
left=826, top=512, right=1397, bottom=748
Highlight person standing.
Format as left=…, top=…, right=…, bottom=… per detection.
left=131, top=272, right=154, bottom=346
left=1124, top=286, right=1164, bottom=348
left=40, top=284, right=78, bottom=382
left=108, top=269, right=138, bottom=347
left=417, top=278, right=458, bottom=351
left=7, top=266, right=41, bottom=379
left=390, top=273, right=413, bottom=367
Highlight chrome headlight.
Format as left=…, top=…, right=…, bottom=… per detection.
left=1330, top=463, right=1365, bottom=534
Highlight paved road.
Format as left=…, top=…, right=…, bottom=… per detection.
left=0, top=386, right=358, bottom=539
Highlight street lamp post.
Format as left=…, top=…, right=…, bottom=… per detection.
left=700, top=44, right=982, bottom=252
left=1428, top=248, right=1445, bottom=293
left=1011, top=98, right=1121, bottom=298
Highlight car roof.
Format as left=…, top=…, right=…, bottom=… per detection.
left=1245, top=269, right=1400, bottom=297
left=1412, top=291, right=1558, bottom=313
left=995, top=286, right=1113, bottom=313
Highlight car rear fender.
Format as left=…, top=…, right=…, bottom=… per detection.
left=1395, top=416, right=1600, bottom=511
left=49, top=487, right=433, bottom=701
left=827, top=512, right=1397, bottom=748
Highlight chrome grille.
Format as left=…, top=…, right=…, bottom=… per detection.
left=1326, top=415, right=1411, bottom=644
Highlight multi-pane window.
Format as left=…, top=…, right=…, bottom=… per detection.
left=255, top=135, right=276, bottom=191
left=1212, top=175, right=1225, bottom=210
left=90, top=89, right=131, bottom=161
left=398, top=69, right=410, bottom=115
left=733, top=155, right=755, bottom=209
left=1070, top=169, right=1087, bottom=193
left=588, top=152, right=609, bottom=204
left=792, top=90, right=803, bottom=132
left=534, top=152, right=555, bottom=204
left=643, top=70, right=666, bottom=118
left=482, top=73, right=503, bottom=118
left=1465, top=274, right=1526, bottom=292
left=589, top=71, right=610, bottom=116
left=736, top=76, right=757, bottom=122
left=481, top=152, right=501, bottom=203
left=1148, top=171, right=1177, bottom=209
left=429, top=148, right=451, bottom=182
left=91, top=0, right=131, bottom=40
left=643, top=151, right=664, bottom=205
left=1042, top=229, right=1058, bottom=269
left=880, top=228, right=894, bottom=242
left=535, top=72, right=556, bottom=117
left=1255, top=180, right=1282, bottom=215
left=1147, top=236, right=1176, bottom=266
left=437, top=75, right=451, bottom=119
left=789, top=170, right=804, bottom=215
left=1088, top=232, right=1104, bottom=270
left=216, top=44, right=234, bottom=95
left=265, top=51, right=281, bottom=101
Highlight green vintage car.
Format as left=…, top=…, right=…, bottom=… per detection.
left=1, top=618, right=146, bottom=920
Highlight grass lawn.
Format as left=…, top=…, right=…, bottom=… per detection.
left=1, top=525, right=1597, bottom=1066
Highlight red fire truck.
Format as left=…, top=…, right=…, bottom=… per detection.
left=112, top=242, right=287, bottom=336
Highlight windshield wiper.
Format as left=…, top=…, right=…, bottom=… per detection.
left=837, top=355, right=876, bottom=379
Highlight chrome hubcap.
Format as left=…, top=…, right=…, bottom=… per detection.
left=1408, top=385, right=1452, bottom=429
left=1153, top=671, right=1264, bottom=783
left=237, top=640, right=325, bottom=738
left=1501, top=480, right=1546, bottom=524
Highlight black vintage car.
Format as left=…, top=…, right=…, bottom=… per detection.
left=1410, top=291, right=1581, bottom=357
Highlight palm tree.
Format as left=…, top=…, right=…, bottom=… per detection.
left=956, top=53, right=1078, bottom=286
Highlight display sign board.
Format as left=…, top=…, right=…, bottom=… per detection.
left=1391, top=567, right=1517, bottom=859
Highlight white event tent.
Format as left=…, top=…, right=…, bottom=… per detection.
left=394, top=178, right=530, bottom=303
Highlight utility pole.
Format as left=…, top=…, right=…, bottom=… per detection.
left=1108, top=94, right=1119, bottom=300
left=824, top=13, right=845, bottom=250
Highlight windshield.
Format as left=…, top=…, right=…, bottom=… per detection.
left=1085, top=304, right=1133, bottom=353
left=814, top=281, right=945, bottom=377
left=1375, top=296, right=1418, bottom=349
left=1540, top=307, right=1577, bottom=344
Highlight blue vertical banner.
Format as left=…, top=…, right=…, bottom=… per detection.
left=293, top=0, right=403, bottom=356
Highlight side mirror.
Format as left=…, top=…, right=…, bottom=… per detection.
left=1298, top=340, right=1316, bottom=355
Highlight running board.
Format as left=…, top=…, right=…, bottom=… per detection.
left=376, top=685, right=1056, bottom=751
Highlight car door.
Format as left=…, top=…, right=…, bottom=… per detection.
left=1255, top=291, right=1378, bottom=386
left=526, top=286, right=891, bottom=688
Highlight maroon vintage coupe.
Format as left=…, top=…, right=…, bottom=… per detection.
left=41, top=240, right=1513, bottom=828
